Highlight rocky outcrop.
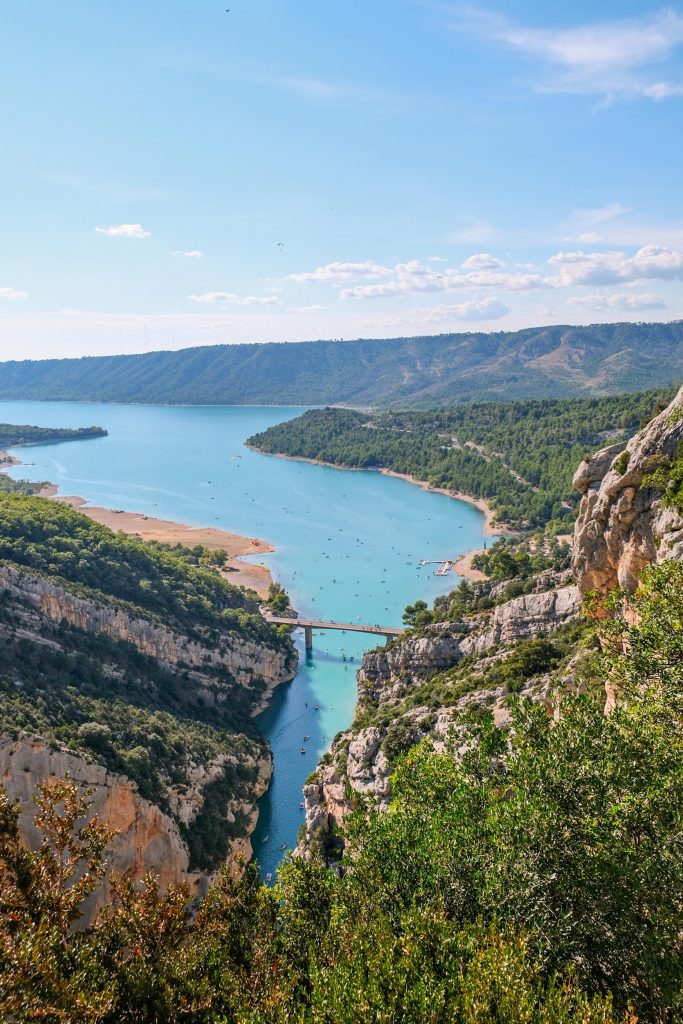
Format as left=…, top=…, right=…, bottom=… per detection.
left=357, top=582, right=579, bottom=710
left=0, top=558, right=295, bottom=917
left=573, top=385, right=683, bottom=597
left=0, top=563, right=294, bottom=699
left=458, top=585, right=580, bottom=657
left=0, top=733, right=271, bottom=924
left=299, top=573, right=582, bottom=859
left=297, top=661, right=573, bottom=858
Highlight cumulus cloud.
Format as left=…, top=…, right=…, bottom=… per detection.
left=0, top=286, right=28, bottom=300
left=372, top=298, right=509, bottom=328
left=95, top=223, right=151, bottom=238
left=188, top=291, right=279, bottom=306
left=461, top=253, right=505, bottom=270
left=171, top=249, right=202, bottom=258
left=547, top=245, right=683, bottom=286
left=451, top=6, right=683, bottom=101
left=289, top=261, right=391, bottom=284
left=340, top=260, right=544, bottom=299
left=569, top=292, right=666, bottom=311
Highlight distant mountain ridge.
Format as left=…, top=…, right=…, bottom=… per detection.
left=3, top=320, right=683, bottom=406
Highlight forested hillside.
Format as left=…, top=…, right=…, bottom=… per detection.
left=0, top=424, right=106, bottom=447
left=2, top=558, right=681, bottom=1022
left=1, top=320, right=682, bottom=406
left=249, top=388, right=675, bottom=530
left=0, top=493, right=295, bottom=874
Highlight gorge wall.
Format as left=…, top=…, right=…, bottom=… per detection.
left=300, top=384, right=683, bottom=859
left=0, top=551, right=296, bottom=920
left=572, top=384, right=683, bottom=598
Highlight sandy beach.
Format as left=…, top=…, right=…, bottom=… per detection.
left=1, top=453, right=274, bottom=598
left=54, top=496, right=274, bottom=598
left=452, top=549, right=489, bottom=583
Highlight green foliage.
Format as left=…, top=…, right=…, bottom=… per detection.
left=613, top=449, right=630, bottom=475
left=249, top=388, right=674, bottom=530
left=266, top=581, right=290, bottom=614
left=0, top=782, right=625, bottom=1022
left=1, top=323, right=682, bottom=406
left=641, top=440, right=683, bottom=514
left=0, top=492, right=285, bottom=648
left=402, top=599, right=433, bottom=628
left=0, top=423, right=107, bottom=448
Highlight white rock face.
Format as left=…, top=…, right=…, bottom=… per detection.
left=573, top=385, right=683, bottom=596
left=460, top=586, right=580, bottom=657
left=0, top=563, right=295, bottom=696
left=0, top=733, right=273, bottom=924
left=298, top=569, right=581, bottom=859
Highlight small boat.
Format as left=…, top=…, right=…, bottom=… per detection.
left=314, top=704, right=319, bottom=710
left=265, top=872, right=272, bottom=883
left=280, top=843, right=287, bottom=850
left=301, top=747, right=307, bottom=754
left=299, top=802, right=305, bottom=809
left=262, top=835, right=269, bottom=843
left=303, top=734, right=310, bottom=741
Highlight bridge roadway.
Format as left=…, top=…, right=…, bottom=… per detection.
left=265, top=615, right=405, bottom=650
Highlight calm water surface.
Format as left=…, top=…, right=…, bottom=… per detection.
left=0, top=401, right=491, bottom=878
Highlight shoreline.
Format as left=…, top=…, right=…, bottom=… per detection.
left=248, top=446, right=516, bottom=581
left=247, top=446, right=504, bottom=536
left=0, top=451, right=274, bottom=598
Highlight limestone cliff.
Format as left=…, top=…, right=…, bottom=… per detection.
left=573, top=384, right=683, bottom=598
left=0, top=557, right=296, bottom=915
left=0, top=733, right=271, bottom=923
left=0, top=563, right=293, bottom=702
left=298, top=571, right=581, bottom=859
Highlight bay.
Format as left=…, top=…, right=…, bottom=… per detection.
left=0, top=400, right=491, bottom=878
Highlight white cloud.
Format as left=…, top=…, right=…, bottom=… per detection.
left=548, top=245, right=683, bottom=286
left=340, top=260, right=544, bottom=299
left=371, top=298, right=509, bottom=328
left=461, top=252, right=505, bottom=270
left=569, top=291, right=666, bottom=311
left=0, top=286, right=28, bottom=300
left=95, top=223, right=151, bottom=238
left=188, top=291, right=279, bottom=306
left=286, top=305, right=327, bottom=313
left=452, top=6, right=683, bottom=101
left=171, top=249, right=203, bottom=258
left=289, top=261, right=391, bottom=284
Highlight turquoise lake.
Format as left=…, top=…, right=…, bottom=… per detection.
left=0, top=400, right=491, bottom=878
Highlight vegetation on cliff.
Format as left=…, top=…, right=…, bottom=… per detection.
left=1, top=321, right=683, bottom=406
left=0, top=492, right=285, bottom=647
left=0, top=493, right=294, bottom=871
left=1, top=560, right=681, bottom=1022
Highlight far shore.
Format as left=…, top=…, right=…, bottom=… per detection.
left=0, top=451, right=274, bottom=598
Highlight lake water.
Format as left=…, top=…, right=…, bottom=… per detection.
left=0, top=400, right=491, bottom=878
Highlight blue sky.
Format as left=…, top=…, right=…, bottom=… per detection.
left=2, top=1, right=683, bottom=359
